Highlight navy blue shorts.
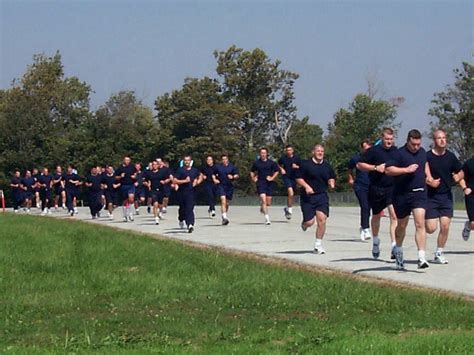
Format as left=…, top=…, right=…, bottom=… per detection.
left=393, top=190, right=427, bottom=219
left=257, top=181, right=274, bottom=196
left=24, top=191, right=33, bottom=200
left=54, top=186, right=64, bottom=196
left=369, top=186, right=394, bottom=215
left=40, top=189, right=52, bottom=200
left=301, top=193, right=329, bottom=222
left=151, top=190, right=164, bottom=204
left=162, top=184, right=171, bottom=198
left=135, top=187, right=146, bottom=199
left=217, top=184, right=234, bottom=200
left=105, top=190, right=117, bottom=205
left=282, top=175, right=297, bottom=190
left=426, top=192, right=453, bottom=219
left=120, top=185, right=135, bottom=200
left=465, top=194, right=474, bottom=222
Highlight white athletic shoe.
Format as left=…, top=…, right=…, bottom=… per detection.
left=360, top=228, right=371, bottom=241
left=179, top=221, right=185, bottom=229
left=418, top=258, right=430, bottom=269
left=265, top=217, right=271, bottom=225
left=433, top=252, right=448, bottom=264
left=128, top=214, right=134, bottom=222
left=40, top=210, right=47, bottom=216
left=135, top=208, right=140, bottom=215
left=462, top=221, right=471, bottom=241
left=188, top=224, right=194, bottom=233
left=158, top=212, right=164, bottom=219
left=109, top=213, right=114, bottom=220
left=123, top=216, right=128, bottom=222
left=155, top=217, right=160, bottom=225
left=26, top=208, right=31, bottom=214
left=62, top=204, right=66, bottom=209
left=394, top=249, right=405, bottom=270
left=313, top=246, right=326, bottom=255
left=222, top=217, right=230, bottom=226
left=47, top=208, right=52, bottom=215
left=74, top=207, right=78, bottom=215
left=162, top=207, right=167, bottom=214
left=14, top=209, right=19, bottom=214
left=210, top=210, right=216, bottom=218
left=284, top=207, right=292, bottom=220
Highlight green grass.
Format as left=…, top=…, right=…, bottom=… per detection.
left=1, top=214, right=473, bottom=354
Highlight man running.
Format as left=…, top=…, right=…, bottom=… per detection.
left=32, top=168, right=41, bottom=209
left=21, top=170, right=35, bottom=213
left=386, top=129, right=429, bottom=270
left=214, top=154, right=239, bottom=225
left=103, top=165, right=119, bottom=219
left=348, top=139, right=372, bottom=241
left=133, top=163, right=146, bottom=215
left=201, top=155, right=218, bottom=218
left=425, top=129, right=463, bottom=264
left=84, top=166, right=104, bottom=219
left=53, top=165, right=66, bottom=210
left=250, top=147, right=279, bottom=225
left=64, top=164, right=82, bottom=216
left=278, top=145, right=302, bottom=220
left=144, top=160, right=172, bottom=225
left=296, top=144, right=336, bottom=254
left=460, top=156, right=474, bottom=241
left=161, top=159, right=172, bottom=214
left=357, top=127, right=398, bottom=259
left=38, top=168, right=53, bottom=215
left=115, top=156, right=137, bottom=222
left=173, top=155, right=202, bottom=233
left=10, top=169, right=23, bottom=213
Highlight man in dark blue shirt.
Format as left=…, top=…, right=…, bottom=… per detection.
left=295, top=144, right=336, bottom=254
left=21, top=170, right=35, bottom=213
left=357, top=127, right=399, bottom=260
left=144, top=159, right=172, bottom=225
left=214, top=154, right=239, bottom=225
left=10, top=169, right=23, bottom=213
left=460, top=157, right=474, bottom=241
left=85, top=166, right=104, bottom=219
left=103, top=165, right=120, bottom=219
left=38, top=168, right=53, bottom=215
left=425, top=129, right=463, bottom=264
left=32, top=168, right=41, bottom=209
left=278, top=145, right=302, bottom=220
left=348, top=139, right=372, bottom=241
left=52, top=165, right=66, bottom=210
left=160, top=159, right=172, bottom=214
left=386, top=129, right=429, bottom=270
left=64, top=164, right=82, bottom=216
left=201, top=156, right=218, bottom=218
left=250, top=147, right=279, bottom=225
left=133, top=163, right=146, bottom=216
left=174, top=155, right=203, bottom=233
left=115, top=156, right=137, bottom=222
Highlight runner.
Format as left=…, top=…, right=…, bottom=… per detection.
left=214, top=154, right=239, bottom=225
left=357, top=127, right=399, bottom=259
left=425, top=129, right=463, bottom=264
left=133, top=163, right=146, bottom=215
left=52, top=165, right=66, bottom=210
left=295, top=144, right=336, bottom=254
left=386, top=129, right=429, bottom=270
left=84, top=166, right=104, bottom=219
left=161, top=159, right=172, bottom=214
left=201, top=155, right=218, bottom=218
left=278, top=145, right=302, bottom=220
left=32, top=167, right=41, bottom=209
left=144, top=159, right=171, bottom=225
left=10, top=169, right=23, bottom=213
left=21, top=170, right=35, bottom=213
left=102, top=165, right=120, bottom=219
left=250, top=147, right=279, bottom=225
left=173, top=155, right=202, bottom=233
left=115, top=156, right=137, bottom=222
left=348, top=139, right=372, bottom=241
left=460, top=156, right=474, bottom=241
left=64, top=164, right=82, bottom=216
left=38, top=167, right=53, bottom=215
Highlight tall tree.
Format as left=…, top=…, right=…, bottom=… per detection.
left=429, top=62, right=473, bottom=161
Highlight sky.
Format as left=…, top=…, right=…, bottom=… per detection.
left=1, top=0, right=472, bottom=143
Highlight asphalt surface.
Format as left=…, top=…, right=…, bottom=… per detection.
left=35, top=205, right=474, bottom=296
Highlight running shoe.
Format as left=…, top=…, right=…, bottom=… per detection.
left=155, top=217, right=160, bottom=225
left=372, top=239, right=380, bottom=259
left=284, top=207, right=292, bottom=220
left=418, top=258, right=430, bottom=269
left=222, top=218, right=230, bottom=226
left=313, top=246, right=326, bottom=255
left=188, top=225, right=194, bottom=233
left=462, top=221, right=470, bottom=241
left=395, top=249, right=405, bottom=270
left=301, top=222, right=308, bottom=232
left=433, top=252, right=448, bottom=264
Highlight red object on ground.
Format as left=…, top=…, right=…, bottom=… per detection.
left=0, top=190, right=5, bottom=212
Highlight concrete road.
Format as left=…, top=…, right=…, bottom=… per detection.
left=45, top=205, right=473, bottom=296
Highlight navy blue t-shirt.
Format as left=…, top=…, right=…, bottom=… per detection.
left=462, top=157, right=474, bottom=190
left=115, top=164, right=137, bottom=186
left=278, top=155, right=302, bottom=179
left=200, top=164, right=218, bottom=184
left=215, top=164, right=239, bottom=187
left=175, top=167, right=200, bottom=192
left=86, top=174, right=104, bottom=193
left=348, top=153, right=370, bottom=188
left=53, top=173, right=63, bottom=186
left=387, top=145, right=427, bottom=194
left=21, top=177, right=36, bottom=193
left=64, top=173, right=81, bottom=190
left=38, top=174, right=53, bottom=191
left=251, top=159, right=279, bottom=183
left=10, top=176, right=21, bottom=193
left=359, top=144, right=398, bottom=188
left=145, top=168, right=171, bottom=191
left=134, top=171, right=144, bottom=188
left=295, top=159, right=336, bottom=195
left=103, top=173, right=117, bottom=191
left=426, top=150, right=462, bottom=196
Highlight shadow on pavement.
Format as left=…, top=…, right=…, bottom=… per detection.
left=276, top=250, right=314, bottom=255
left=352, top=266, right=424, bottom=274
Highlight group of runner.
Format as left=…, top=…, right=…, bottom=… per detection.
left=8, top=127, right=473, bottom=270
left=348, top=128, right=473, bottom=269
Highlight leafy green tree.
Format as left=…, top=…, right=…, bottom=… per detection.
left=324, top=94, right=398, bottom=190
left=286, top=117, right=324, bottom=159
left=429, top=62, right=473, bottom=161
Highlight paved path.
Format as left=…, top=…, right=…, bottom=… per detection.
left=48, top=205, right=473, bottom=296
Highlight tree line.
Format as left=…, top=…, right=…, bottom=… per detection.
left=1, top=47, right=472, bottom=199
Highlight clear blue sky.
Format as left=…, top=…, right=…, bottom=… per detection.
left=1, top=0, right=472, bottom=143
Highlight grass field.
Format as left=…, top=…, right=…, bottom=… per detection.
left=1, top=214, right=473, bottom=353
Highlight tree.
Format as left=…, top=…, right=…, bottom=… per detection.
left=324, top=94, right=398, bottom=190
left=429, top=62, right=473, bottom=161
left=214, top=46, right=299, bottom=150
left=285, top=117, right=324, bottom=159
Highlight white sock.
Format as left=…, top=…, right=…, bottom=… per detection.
left=222, top=212, right=227, bottom=219
left=435, top=248, right=443, bottom=255
left=288, top=207, right=293, bottom=213
left=265, top=214, right=270, bottom=219
left=391, top=241, right=396, bottom=248
left=418, top=250, right=426, bottom=260
left=122, top=206, right=127, bottom=217
left=315, top=238, right=322, bottom=248
left=373, top=236, right=380, bottom=245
